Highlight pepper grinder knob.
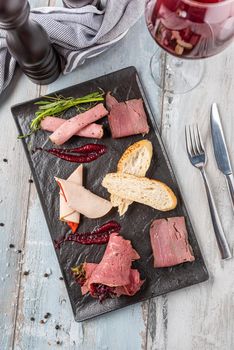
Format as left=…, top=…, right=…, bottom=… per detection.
left=0, top=0, right=61, bottom=85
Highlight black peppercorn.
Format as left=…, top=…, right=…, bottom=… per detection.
left=9, top=244, right=15, bottom=248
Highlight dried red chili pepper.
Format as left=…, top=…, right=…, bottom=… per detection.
left=44, top=151, right=102, bottom=163
left=51, top=144, right=107, bottom=154
left=36, top=143, right=107, bottom=163
left=55, top=220, right=121, bottom=249
left=65, top=232, right=111, bottom=245
left=93, top=221, right=121, bottom=235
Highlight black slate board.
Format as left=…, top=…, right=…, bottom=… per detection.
left=12, top=67, right=209, bottom=322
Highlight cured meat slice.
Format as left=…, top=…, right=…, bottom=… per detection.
left=150, top=217, right=195, bottom=268
left=86, top=233, right=139, bottom=287
left=106, top=92, right=118, bottom=111
left=50, top=103, right=108, bottom=145
left=59, top=165, right=83, bottom=224
left=41, top=117, right=103, bottom=139
left=115, top=269, right=144, bottom=297
left=107, top=95, right=149, bottom=138
left=81, top=263, right=98, bottom=295
left=80, top=233, right=144, bottom=300
left=56, top=178, right=112, bottom=219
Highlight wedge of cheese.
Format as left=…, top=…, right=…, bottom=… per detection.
left=59, top=165, right=83, bottom=224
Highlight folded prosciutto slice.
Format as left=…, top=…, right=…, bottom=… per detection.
left=78, top=233, right=144, bottom=301
left=50, top=103, right=108, bottom=145
left=41, top=117, right=104, bottom=139
left=107, top=93, right=149, bottom=138
left=150, top=217, right=195, bottom=268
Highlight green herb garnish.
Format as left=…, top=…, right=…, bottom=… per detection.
left=18, top=90, right=105, bottom=139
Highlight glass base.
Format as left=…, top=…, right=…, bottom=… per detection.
left=150, top=48, right=205, bottom=94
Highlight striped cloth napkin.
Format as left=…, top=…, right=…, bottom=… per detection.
left=0, top=0, right=144, bottom=95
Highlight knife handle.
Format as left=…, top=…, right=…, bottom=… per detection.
left=201, top=169, right=232, bottom=260
left=226, top=174, right=234, bottom=210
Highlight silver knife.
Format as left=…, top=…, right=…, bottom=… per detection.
left=211, top=103, right=234, bottom=210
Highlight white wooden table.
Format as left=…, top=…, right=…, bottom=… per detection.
left=1, top=1, right=234, bottom=349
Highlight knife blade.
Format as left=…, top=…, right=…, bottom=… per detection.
left=211, top=103, right=234, bottom=210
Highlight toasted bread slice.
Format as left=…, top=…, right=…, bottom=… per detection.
left=103, top=173, right=177, bottom=212
left=117, top=140, right=153, bottom=174
left=111, top=140, right=153, bottom=215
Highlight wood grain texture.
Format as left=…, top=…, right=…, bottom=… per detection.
left=0, top=5, right=47, bottom=350
left=145, top=45, right=234, bottom=350
left=0, top=3, right=52, bottom=350
left=11, top=7, right=162, bottom=350
left=0, top=0, right=49, bottom=340
left=0, top=74, right=38, bottom=350
left=2, top=0, right=234, bottom=349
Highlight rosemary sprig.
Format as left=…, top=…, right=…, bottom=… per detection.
left=18, top=90, right=105, bottom=139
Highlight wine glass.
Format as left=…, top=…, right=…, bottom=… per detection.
left=145, top=0, right=234, bottom=93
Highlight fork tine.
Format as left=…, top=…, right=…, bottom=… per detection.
left=193, top=123, right=203, bottom=154
left=196, top=124, right=205, bottom=153
left=190, top=124, right=199, bottom=155
left=185, top=125, right=193, bottom=158
left=189, top=125, right=197, bottom=156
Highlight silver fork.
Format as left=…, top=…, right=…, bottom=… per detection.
left=185, top=124, right=232, bottom=260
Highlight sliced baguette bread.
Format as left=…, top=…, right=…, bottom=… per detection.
left=103, top=173, right=177, bottom=212
left=117, top=139, right=153, bottom=174
left=111, top=140, right=153, bottom=215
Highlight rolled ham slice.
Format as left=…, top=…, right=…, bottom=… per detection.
left=41, top=117, right=103, bottom=139
left=59, top=165, right=83, bottom=224
left=81, top=233, right=144, bottom=298
left=56, top=178, right=112, bottom=219
left=150, top=217, right=195, bottom=268
left=50, top=103, right=108, bottom=145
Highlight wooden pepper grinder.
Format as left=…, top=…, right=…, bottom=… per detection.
left=0, top=0, right=61, bottom=85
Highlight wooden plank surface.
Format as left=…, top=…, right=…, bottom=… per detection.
left=10, top=2, right=161, bottom=349
left=1, top=0, right=234, bottom=349
left=145, top=46, right=234, bottom=350
left=0, top=74, right=38, bottom=350
left=0, top=2, right=48, bottom=349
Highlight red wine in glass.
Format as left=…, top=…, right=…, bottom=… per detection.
left=145, top=0, right=234, bottom=59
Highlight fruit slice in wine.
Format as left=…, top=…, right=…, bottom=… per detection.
left=146, top=0, right=234, bottom=59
